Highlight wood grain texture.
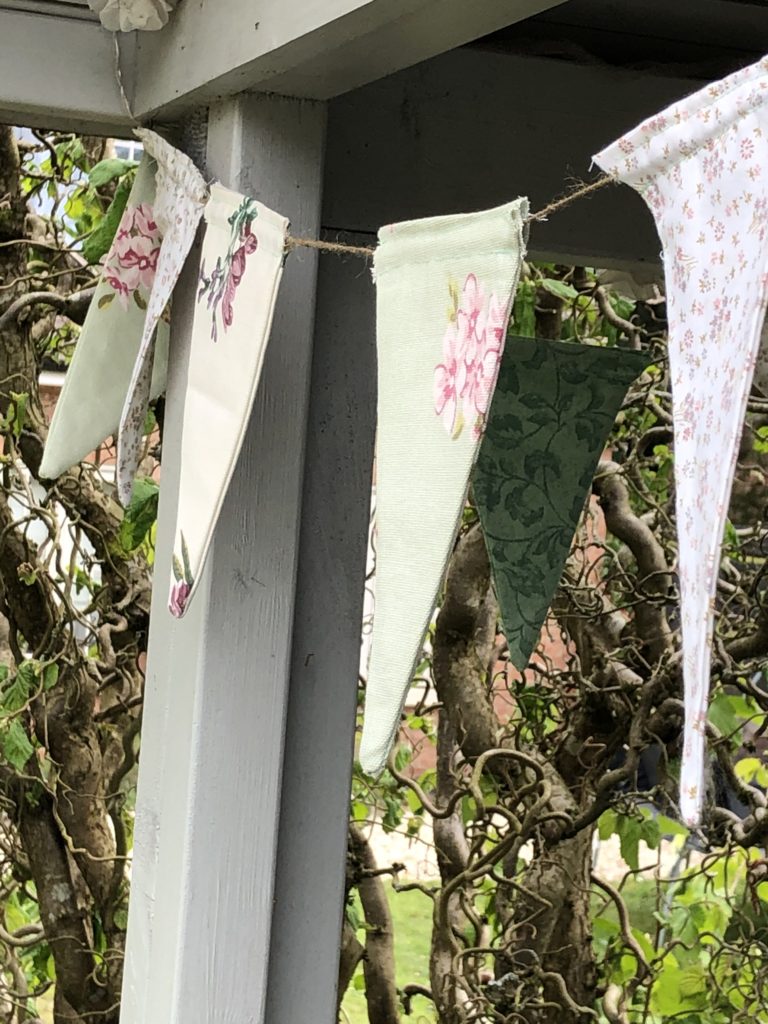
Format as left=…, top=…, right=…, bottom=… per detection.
left=0, top=9, right=133, bottom=133
left=121, top=94, right=326, bottom=1024
left=130, top=0, right=564, bottom=118
left=323, top=48, right=704, bottom=269
left=265, top=239, right=376, bottom=1024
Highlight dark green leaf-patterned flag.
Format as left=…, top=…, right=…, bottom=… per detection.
left=473, top=336, right=649, bottom=670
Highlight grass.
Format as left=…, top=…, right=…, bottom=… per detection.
left=340, top=878, right=660, bottom=1023
left=341, top=884, right=434, bottom=1024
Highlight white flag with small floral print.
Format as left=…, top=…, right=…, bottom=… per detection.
left=117, top=129, right=208, bottom=506
left=359, top=200, right=528, bottom=776
left=594, top=56, right=768, bottom=826
left=168, top=184, right=289, bottom=619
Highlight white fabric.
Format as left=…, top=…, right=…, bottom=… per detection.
left=88, top=0, right=177, bottom=31
left=117, top=129, right=207, bottom=505
left=594, top=56, right=768, bottom=825
left=168, top=184, right=289, bottom=618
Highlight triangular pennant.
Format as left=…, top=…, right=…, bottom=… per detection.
left=359, top=199, right=529, bottom=776
left=117, top=129, right=208, bottom=506
left=39, top=155, right=169, bottom=480
left=473, top=336, right=649, bottom=670
left=594, top=55, right=768, bottom=825
left=167, top=184, right=289, bottom=618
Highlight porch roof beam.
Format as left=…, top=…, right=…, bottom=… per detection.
left=0, top=9, right=133, bottom=134
left=129, top=0, right=566, bottom=119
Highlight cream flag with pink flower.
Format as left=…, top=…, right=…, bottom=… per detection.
left=359, top=199, right=528, bottom=776
left=594, top=56, right=768, bottom=826
left=167, top=184, right=289, bottom=619
left=39, top=154, right=170, bottom=481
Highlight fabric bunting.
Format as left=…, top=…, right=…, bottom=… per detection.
left=117, top=129, right=208, bottom=506
left=39, top=154, right=170, bottom=480
left=594, top=56, right=768, bottom=825
left=167, top=184, right=289, bottom=619
left=359, top=199, right=529, bottom=777
left=473, top=336, right=649, bottom=672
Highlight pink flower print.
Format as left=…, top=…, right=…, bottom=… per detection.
left=132, top=203, right=159, bottom=239
left=169, top=579, right=191, bottom=619
left=435, top=275, right=508, bottom=438
left=456, top=273, right=485, bottom=344
left=742, top=137, right=757, bottom=161
left=169, top=533, right=194, bottom=619
left=103, top=272, right=131, bottom=309
left=465, top=294, right=506, bottom=420
left=198, top=201, right=259, bottom=342
left=434, top=322, right=467, bottom=435
left=114, top=233, right=160, bottom=293
left=101, top=201, right=162, bottom=310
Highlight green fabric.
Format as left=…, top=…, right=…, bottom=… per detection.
left=473, top=337, right=649, bottom=669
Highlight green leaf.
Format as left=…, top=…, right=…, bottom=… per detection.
left=3, top=661, right=38, bottom=714
left=650, top=955, right=684, bottom=1016
left=42, top=663, right=59, bottom=692
left=119, top=477, right=159, bottom=552
left=97, top=292, right=114, bottom=309
left=2, top=719, right=35, bottom=772
left=89, top=157, right=138, bottom=188
left=709, top=691, right=758, bottom=741
left=8, top=391, right=28, bottom=439
left=82, top=175, right=133, bottom=265
left=540, top=278, right=578, bottom=301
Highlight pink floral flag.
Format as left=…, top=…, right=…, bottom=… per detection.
left=117, top=129, right=208, bottom=506
left=167, top=184, right=289, bottom=619
left=594, top=56, right=768, bottom=825
left=39, top=155, right=169, bottom=480
left=359, top=200, right=528, bottom=776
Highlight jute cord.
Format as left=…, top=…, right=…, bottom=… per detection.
left=284, top=175, right=616, bottom=259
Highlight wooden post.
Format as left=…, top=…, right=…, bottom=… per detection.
left=121, top=94, right=329, bottom=1023
left=265, top=240, right=376, bottom=1022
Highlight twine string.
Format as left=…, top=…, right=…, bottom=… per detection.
left=284, top=175, right=616, bottom=259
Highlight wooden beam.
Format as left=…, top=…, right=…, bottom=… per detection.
left=322, top=48, right=702, bottom=269
left=0, top=9, right=132, bottom=134
left=130, top=0, right=566, bottom=118
left=264, top=239, right=376, bottom=1023
left=121, top=95, right=326, bottom=1022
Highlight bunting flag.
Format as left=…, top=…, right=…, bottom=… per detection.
left=117, top=129, right=208, bottom=506
left=594, top=56, right=768, bottom=825
left=167, top=185, right=289, bottom=618
left=473, top=337, right=649, bottom=671
left=359, top=199, right=529, bottom=776
left=39, top=154, right=169, bottom=480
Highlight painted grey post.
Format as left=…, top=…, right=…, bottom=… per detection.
left=121, top=94, right=327, bottom=1023
left=265, top=240, right=376, bottom=1022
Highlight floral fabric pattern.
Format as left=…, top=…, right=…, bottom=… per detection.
left=198, top=197, right=259, bottom=342
left=473, top=337, right=648, bottom=670
left=117, top=129, right=208, bottom=507
left=359, top=199, right=528, bottom=777
left=38, top=155, right=171, bottom=481
left=101, top=203, right=162, bottom=310
left=170, top=533, right=194, bottom=619
left=434, top=274, right=506, bottom=439
left=594, top=56, right=768, bottom=826
left=168, top=185, right=289, bottom=619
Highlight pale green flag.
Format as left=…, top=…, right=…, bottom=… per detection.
left=40, top=155, right=169, bottom=479
left=473, top=336, right=648, bottom=670
left=360, top=200, right=529, bottom=776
